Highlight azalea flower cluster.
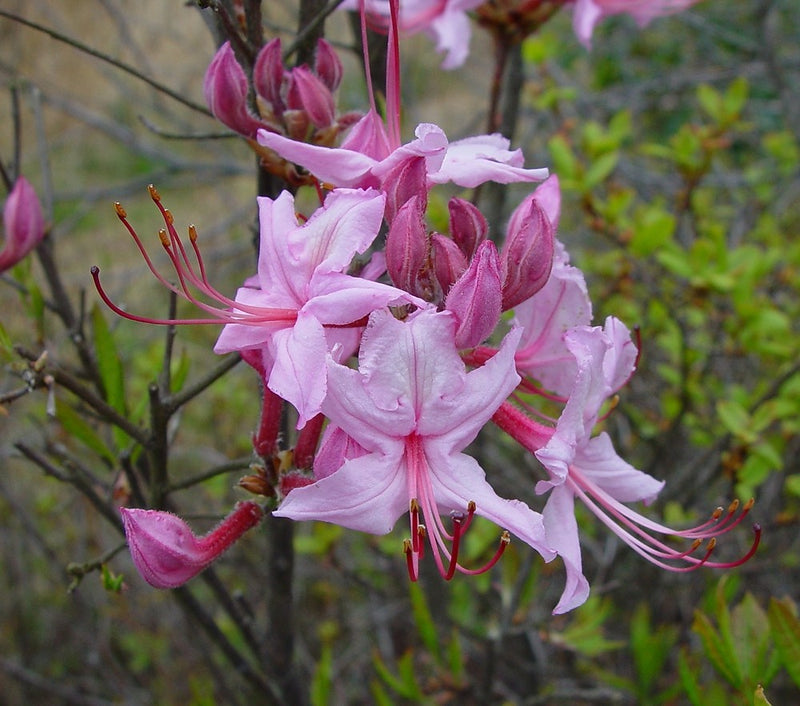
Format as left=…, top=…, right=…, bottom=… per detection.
left=103, top=0, right=754, bottom=614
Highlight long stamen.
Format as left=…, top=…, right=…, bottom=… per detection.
left=569, top=470, right=760, bottom=571
left=457, top=532, right=510, bottom=576
left=93, top=188, right=299, bottom=327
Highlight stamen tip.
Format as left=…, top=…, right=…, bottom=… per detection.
left=744, top=498, right=755, bottom=511
left=148, top=184, right=161, bottom=201
left=158, top=228, right=170, bottom=247
left=188, top=225, right=198, bottom=242
left=114, top=202, right=127, bottom=219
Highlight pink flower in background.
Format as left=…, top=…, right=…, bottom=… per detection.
left=1, top=177, right=46, bottom=273
left=120, top=502, right=263, bottom=588
left=343, top=0, right=485, bottom=69
left=257, top=119, right=549, bottom=193
left=275, top=308, right=555, bottom=578
left=572, top=0, right=702, bottom=46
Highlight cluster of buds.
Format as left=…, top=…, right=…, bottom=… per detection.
left=204, top=38, right=360, bottom=185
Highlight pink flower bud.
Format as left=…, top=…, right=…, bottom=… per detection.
left=382, top=155, right=428, bottom=224
left=1, top=177, right=46, bottom=273
left=286, top=67, right=335, bottom=129
left=204, top=42, right=264, bottom=138
left=445, top=240, right=502, bottom=349
left=501, top=198, right=555, bottom=310
left=253, top=37, right=285, bottom=110
left=448, top=197, right=487, bottom=260
left=507, top=174, right=560, bottom=238
left=314, top=38, right=343, bottom=93
left=120, top=502, right=263, bottom=588
left=431, top=233, right=468, bottom=294
left=385, top=196, right=429, bottom=295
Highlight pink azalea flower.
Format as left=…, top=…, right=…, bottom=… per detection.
left=212, top=188, right=425, bottom=426
left=572, top=0, right=702, bottom=47
left=1, top=177, right=46, bottom=273
left=257, top=118, right=548, bottom=193
left=92, top=186, right=423, bottom=427
left=120, top=502, right=263, bottom=588
left=275, top=308, right=555, bottom=579
left=342, top=0, right=485, bottom=69
left=493, top=319, right=759, bottom=613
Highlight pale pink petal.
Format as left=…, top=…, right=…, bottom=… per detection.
left=574, top=433, right=663, bottom=504
left=425, top=446, right=555, bottom=560
left=542, top=484, right=591, bottom=613
left=257, top=128, right=379, bottom=188
left=513, top=250, right=592, bottom=394
left=430, top=134, right=549, bottom=187
left=275, top=452, right=409, bottom=534
left=290, top=188, right=386, bottom=275
left=268, top=311, right=329, bottom=428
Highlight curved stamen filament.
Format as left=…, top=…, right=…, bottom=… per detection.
left=93, top=187, right=299, bottom=328
left=568, top=469, right=760, bottom=571
left=403, top=434, right=510, bottom=580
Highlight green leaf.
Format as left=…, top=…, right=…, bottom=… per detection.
left=784, top=475, right=800, bottom=499
left=548, top=134, right=578, bottom=181
left=677, top=650, right=705, bottom=706
left=692, top=610, right=742, bottom=689
left=56, top=403, right=116, bottom=466
left=91, top=304, right=127, bottom=448
left=630, top=603, right=678, bottom=697
left=722, top=77, right=748, bottom=121
left=767, top=597, right=800, bottom=688
left=716, top=400, right=753, bottom=442
left=753, top=684, right=772, bottom=706
left=697, top=84, right=723, bottom=123
left=310, top=642, right=333, bottom=706
left=409, top=583, right=440, bottom=665
left=583, top=151, right=619, bottom=190
left=630, top=204, right=676, bottom=256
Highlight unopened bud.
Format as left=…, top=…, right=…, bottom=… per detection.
left=431, top=233, right=468, bottom=294
left=120, top=502, right=263, bottom=588
left=501, top=198, right=554, bottom=310
left=386, top=196, right=428, bottom=295
left=445, top=240, right=502, bottom=348
left=253, top=37, right=285, bottom=110
left=204, top=42, right=263, bottom=137
left=382, top=155, right=428, bottom=224
left=448, top=197, right=487, bottom=260
left=314, top=38, right=343, bottom=93
left=507, top=174, right=561, bottom=239
left=1, top=177, right=46, bottom=273
left=286, top=67, right=335, bottom=128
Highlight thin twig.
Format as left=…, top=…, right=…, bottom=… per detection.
left=164, top=352, right=241, bottom=412
left=167, top=457, right=253, bottom=492
left=14, top=346, right=147, bottom=444
left=172, top=585, right=282, bottom=702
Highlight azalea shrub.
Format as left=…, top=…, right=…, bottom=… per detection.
left=1, top=0, right=799, bottom=704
